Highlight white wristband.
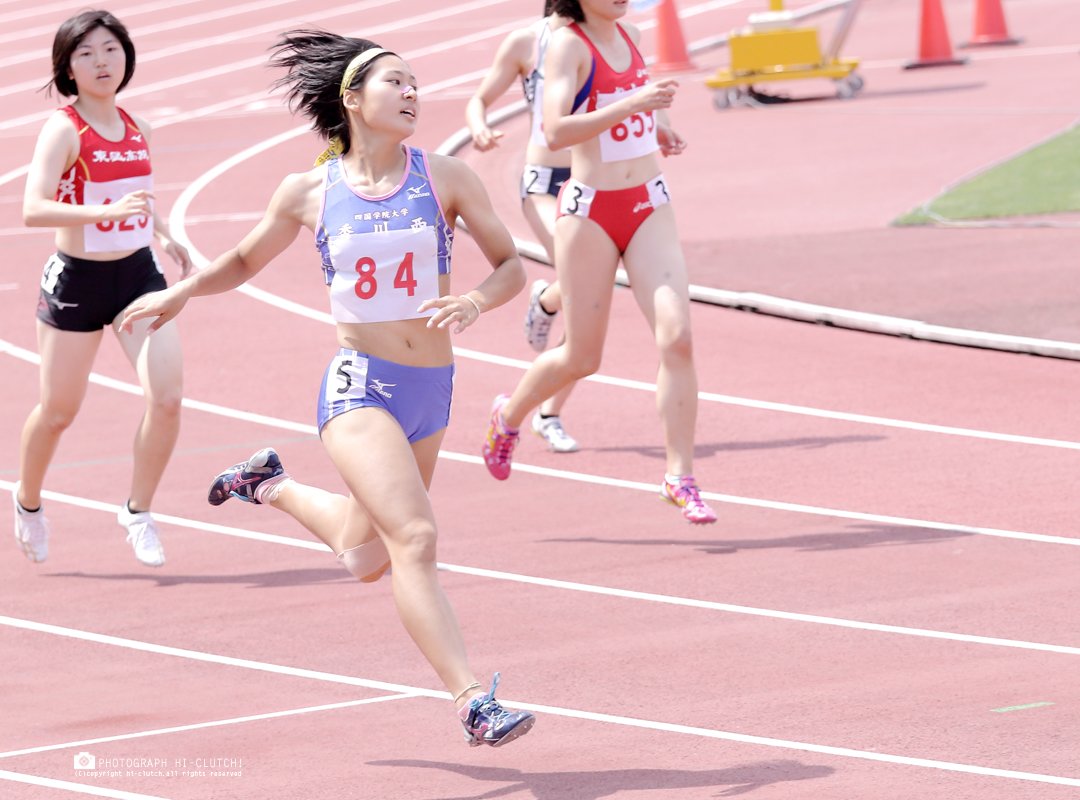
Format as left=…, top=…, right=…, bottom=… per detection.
left=462, top=294, right=482, bottom=320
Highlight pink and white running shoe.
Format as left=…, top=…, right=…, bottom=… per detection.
left=660, top=475, right=718, bottom=524
left=482, top=395, right=519, bottom=480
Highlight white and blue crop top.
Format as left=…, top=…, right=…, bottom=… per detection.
left=315, top=146, right=453, bottom=324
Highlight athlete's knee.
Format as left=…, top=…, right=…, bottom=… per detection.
left=564, top=349, right=602, bottom=380
left=386, top=519, right=439, bottom=565
left=657, top=326, right=694, bottom=364
left=147, top=389, right=182, bottom=418
left=37, top=402, right=80, bottom=434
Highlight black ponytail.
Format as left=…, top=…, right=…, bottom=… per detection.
left=270, top=29, right=393, bottom=154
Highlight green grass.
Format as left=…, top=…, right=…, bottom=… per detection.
left=894, top=124, right=1080, bottom=226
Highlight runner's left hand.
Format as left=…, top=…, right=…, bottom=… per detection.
left=419, top=294, right=480, bottom=334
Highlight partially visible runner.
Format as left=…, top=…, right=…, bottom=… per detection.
left=480, top=0, right=717, bottom=524
left=465, top=1, right=579, bottom=454
left=120, top=30, right=536, bottom=746
left=15, top=9, right=192, bottom=567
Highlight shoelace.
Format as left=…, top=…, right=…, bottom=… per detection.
left=470, top=673, right=509, bottom=723
left=671, top=478, right=705, bottom=508
left=491, top=423, right=518, bottom=460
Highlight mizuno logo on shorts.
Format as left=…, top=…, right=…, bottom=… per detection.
left=370, top=379, right=396, bottom=398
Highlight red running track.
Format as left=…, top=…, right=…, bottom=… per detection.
left=2, top=1, right=1080, bottom=798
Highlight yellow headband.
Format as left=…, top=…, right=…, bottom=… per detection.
left=340, top=48, right=392, bottom=96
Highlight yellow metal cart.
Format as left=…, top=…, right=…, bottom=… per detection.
left=708, top=0, right=864, bottom=109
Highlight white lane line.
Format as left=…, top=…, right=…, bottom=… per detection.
left=2, top=616, right=1078, bottom=788
left=0, top=7, right=518, bottom=190
left=0, top=615, right=448, bottom=699
left=0, top=769, right=169, bottom=799
left=163, top=136, right=1080, bottom=454
left=0, top=0, right=515, bottom=124
left=2, top=339, right=1077, bottom=548
left=4, top=485, right=1080, bottom=654
left=0, top=0, right=295, bottom=56
left=0, top=695, right=418, bottom=761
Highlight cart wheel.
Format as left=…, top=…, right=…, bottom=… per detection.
left=848, top=73, right=865, bottom=92
left=835, top=77, right=857, bottom=99
left=712, top=89, right=731, bottom=110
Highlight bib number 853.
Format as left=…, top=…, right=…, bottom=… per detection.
left=610, top=111, right=655, bottom=142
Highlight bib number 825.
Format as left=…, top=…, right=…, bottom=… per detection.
left=95, top=197, right=149, bottom=232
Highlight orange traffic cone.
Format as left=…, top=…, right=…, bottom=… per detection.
left=652, top=0, right=696, bottom=73
left=963, top=0, right=1021, bottom=47
left=904, top=0, right=967, bottom=69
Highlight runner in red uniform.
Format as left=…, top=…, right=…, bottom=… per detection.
left=14, top=10, right=192, bottom=567
left=481, top=0, right=717, bottom=524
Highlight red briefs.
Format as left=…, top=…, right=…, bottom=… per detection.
left=556, top=174, right=671, bottom=253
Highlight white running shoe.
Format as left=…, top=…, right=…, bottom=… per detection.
left=118, top=505, right=166, bottom=567
left=523, top=279, right=557, bottom=352
left=12, top=482, right=49, bottom=563
left=530, top=413, right=580, bottom=453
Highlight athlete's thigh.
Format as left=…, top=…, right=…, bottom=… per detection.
left=522, top=194, right=558, bottom=260
left=621, top=205, right=691, bottom=331
left=554, top=214, right=621, bottom=356
left=113, top=316, right=183, bottom=397
left=409, top=426, right=446, bottom=491
left=320, top=407, right=436, bottom=536
left=36, top=320, right=103, bottom=414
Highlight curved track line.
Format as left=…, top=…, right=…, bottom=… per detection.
left=7, top=485, right=1080, bottom=652
left=2, top=338, right=1077, bottom=544
left=431, top=37, right=1080, bottom=361
left=0, top=0, right=512, bottom=124
left=160, top=106, right=1080, bottom=447
left=2, top=344, right=1077, bottom=547
left=2, top=616, right=1079, bottom=787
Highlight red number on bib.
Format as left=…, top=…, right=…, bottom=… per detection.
left=97, top=198, right=115, bottom=232
left=352, top=252, right=419, bottom=301
left=354, top=257, right=377, bottom=299
left=611, top=121, right=629, bottom=142
left=393, top=252, right=417, bottom=296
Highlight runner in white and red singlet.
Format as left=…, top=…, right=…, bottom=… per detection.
left=481, top=0, right=717, bottom=524
left=15, top=9, right=193, bottom=568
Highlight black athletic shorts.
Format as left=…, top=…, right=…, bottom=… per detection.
left=36, top=247, right=166, bottom=332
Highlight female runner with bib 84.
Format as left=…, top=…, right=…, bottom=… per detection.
left=480, top=0, right=717, bottom=524
left=15, top=10, right=193, bottom=568
left=120, top=30, right=536, bottom=747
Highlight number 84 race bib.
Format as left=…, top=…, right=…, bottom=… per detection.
left=327, top=226, right=439, bottom=324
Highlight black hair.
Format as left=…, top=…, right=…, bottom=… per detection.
left=270, top=29, right=396, bottom=155
left=543, top=0, right=555, bottom=14
left=549, top=0, right=584, bottom=22
left=46, top=10, right=136, bottom=98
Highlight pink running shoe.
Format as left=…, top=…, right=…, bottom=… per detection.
left=482, top=394, right=519, bottom=480
left=660, top=476, right=718, bottom=524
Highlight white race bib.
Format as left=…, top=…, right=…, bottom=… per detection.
left=83, top=176, right=154, bottom=252
left=596, top=86, right=659, bottom=163
left=327, top=225, right=439, bottom=324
